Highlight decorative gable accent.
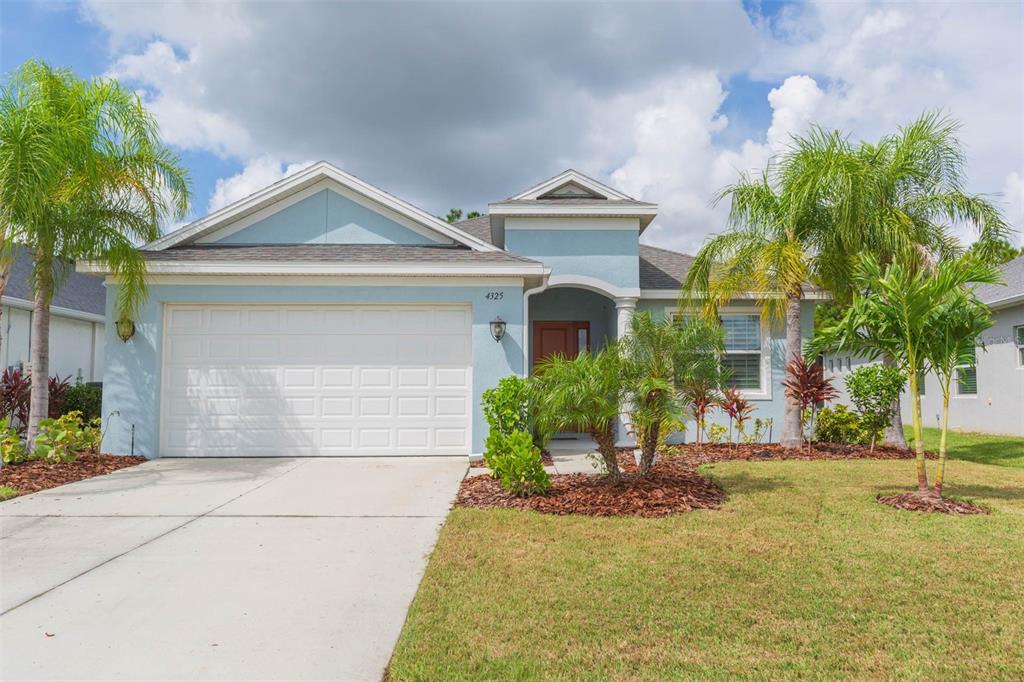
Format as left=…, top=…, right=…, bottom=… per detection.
left=147, top=161, right=499, bottom=252
left=509, top=169, right=633, bottom=201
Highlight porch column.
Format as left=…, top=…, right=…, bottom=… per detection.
left=615, top=297, right=637, bottom=446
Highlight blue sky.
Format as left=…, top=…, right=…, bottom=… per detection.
left=3, top=0, right=1022, bottom=253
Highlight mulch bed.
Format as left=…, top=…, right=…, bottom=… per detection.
left=469, top=450, right=555, bottom=468
left=877, top=492, right=990, bottom=515
left=456, top=441, right=938, bottom=517
left=0, top=452, right=146, bottom=499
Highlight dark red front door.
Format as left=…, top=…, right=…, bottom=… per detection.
left=533, top=321, right=590, bottom=368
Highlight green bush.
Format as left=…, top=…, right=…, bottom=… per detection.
left=815, top=405, right=867, bottom=445
left=1, top=417, right=28, bottom=464
left=844, top=364, right=905, bottom=449
left=63, top=382, right=102, bottom=420
left=706, top=423, right=728, bottom=444
left=486, top=430, right=551, bottom=498
left=482, top=375, right=550, bottom=461
left=32, top=411, right=102, bottom=463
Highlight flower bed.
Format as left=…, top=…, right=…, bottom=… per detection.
left=0, top=452, right=146, bottom=499
left=455, top=442, right=933, bottom=517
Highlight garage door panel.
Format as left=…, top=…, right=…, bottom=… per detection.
left=161, top=304, right=472, bottom=457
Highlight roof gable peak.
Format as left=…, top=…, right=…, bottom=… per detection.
left=509, top=169, right=633, bottom=201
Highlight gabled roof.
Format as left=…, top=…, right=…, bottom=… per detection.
left=976, top=254, right=1024, bottom=309
left=3, top=245, right=105, bottom=317
left=509, top=169, right=634, bottom=201
left=147, top=161, right=500, bottom=253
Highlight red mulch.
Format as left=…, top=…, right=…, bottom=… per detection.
left=877, top=491, right=989, bottom=515
left=456, top=441, right=937, bottom=517
left=469, top=450, right=555, bottom=468
left=0, top=452, right=146, bottom=498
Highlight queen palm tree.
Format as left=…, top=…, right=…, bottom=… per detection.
left=0, top=60, right=190, bottom=443
left=785, top=112, right=1010, bottom=447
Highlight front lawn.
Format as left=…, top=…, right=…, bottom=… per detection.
left=389, top=459, right=1024, bottom=680
left=906, top=426, right=1024, bottom=469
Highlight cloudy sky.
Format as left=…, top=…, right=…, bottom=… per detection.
left=3, top=0, right=1022, bottom=253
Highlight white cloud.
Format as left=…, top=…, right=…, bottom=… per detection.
left=208, top=157, right=316, bottom=212
left=82, top=0, right=1022, bottom=253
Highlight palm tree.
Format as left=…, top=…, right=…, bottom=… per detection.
left=922, top=288, right=994, bottom=496
left=534, top=347, right=624, bottom=481
left=619, top=312, right=724, bottom=475
left=810, top=254, right=998, bottom=496
left=0, top=60, right=190, bottom=443
left=684, top=153, right=842, bottom=449
left=785, top=112, right=1011, bottom=447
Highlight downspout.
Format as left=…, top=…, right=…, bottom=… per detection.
left=522, top=274, right=550, bottom=376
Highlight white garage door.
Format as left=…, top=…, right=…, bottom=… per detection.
left=160, top=304, right=472, bottom=457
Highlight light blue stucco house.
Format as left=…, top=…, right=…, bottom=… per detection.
left=79, top=164, right=820, bottom=458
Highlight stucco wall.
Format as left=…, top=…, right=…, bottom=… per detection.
left=504, top=217, right=640, bottom=290
left=210, top=189, right=443, bottom=245
left=636, top=298, right=817, bottom=443
left=101, top=282, right=524, bottom=457
left=900, top=303, right=1024, bottom=436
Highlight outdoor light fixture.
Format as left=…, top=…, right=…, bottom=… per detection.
left=490, top=316, right=507, bottom=343
left=115, top=317, right=136, bottom=343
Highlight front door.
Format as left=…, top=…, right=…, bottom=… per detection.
left=533, top=321, right=590, bottom=368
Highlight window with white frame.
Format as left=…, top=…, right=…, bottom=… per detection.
left=1016, top=325, right=1024, bottom=367
left=721, top=313, right=762, bottom=391
left=955, top=345, right=978, bottom=396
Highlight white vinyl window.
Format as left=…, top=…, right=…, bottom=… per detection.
left=955, top=345, right=978, bottom=396
left=721, top=313, right=763, bottom=392
left=1015, top=326, right=1024, bottom=368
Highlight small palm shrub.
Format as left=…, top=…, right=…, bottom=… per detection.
left=487, top=430, right=551, bottom=497
left=815, top=405, right=867, bottom=445
left=844, top=364, right=905, bottom=450
left=534, top=347, right=624, bottom=481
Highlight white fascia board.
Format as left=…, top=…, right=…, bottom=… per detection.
left=488, top=203, right=657, bottom=230
left=510, top=170, right=632, bottom=201
left=147, top=161, right=500, bottom=253
left=640, top=289, right=832, bottom=301
left=79, top=260, right=548, bottom=277
left=987, top=293, right=1024, bottom=310
left=131, top=275, right=534, bottom=287
left=1, top=295, right=106, bottom=324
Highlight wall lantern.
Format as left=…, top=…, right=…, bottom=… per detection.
left=490, top=316, right=507, bottom=343
left=115, top=317, right=136, bottom=343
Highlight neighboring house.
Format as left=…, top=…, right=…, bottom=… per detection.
left=2, top=246, right=106, bottom=382
left=79, top=164, right=819, bottom=458
left=825, top=255, right=1024, bottom=437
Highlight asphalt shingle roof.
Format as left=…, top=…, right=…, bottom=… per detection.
left=4, top=246, right=106, bottom=316
left=976, top=254, right=1024, bottom=305
left=145, top=243, right=540, bottom=265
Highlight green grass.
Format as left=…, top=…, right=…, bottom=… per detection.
left=906, top=426, right=1024, bottom=469
left=389, top=459, right=1024, bottom=680
left=0, top=485, right=19, bottom=501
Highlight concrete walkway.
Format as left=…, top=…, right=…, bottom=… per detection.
left=0, top=456, right=467, bottom=681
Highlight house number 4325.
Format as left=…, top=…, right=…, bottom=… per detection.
left=485, top=291, right=504, bottom=300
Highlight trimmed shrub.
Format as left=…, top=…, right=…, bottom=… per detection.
left=482, top=375, right=531, bottom=435
left=845, top=364, right=905, bottom=450
left=487, top=430, right=551, bottom=497
left=63, top=382, right=102, bottom=420
left=815, top=405, right=867, bottom=445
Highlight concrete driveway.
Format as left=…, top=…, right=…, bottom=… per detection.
left=0, top=456, right=467, bottom=681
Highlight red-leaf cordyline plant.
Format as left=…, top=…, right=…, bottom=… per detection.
left=681, top=378, right=721, bottom=447
left=719, top=389, right=753, bottom=447
left=782, top=356, right=838, bottom=449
